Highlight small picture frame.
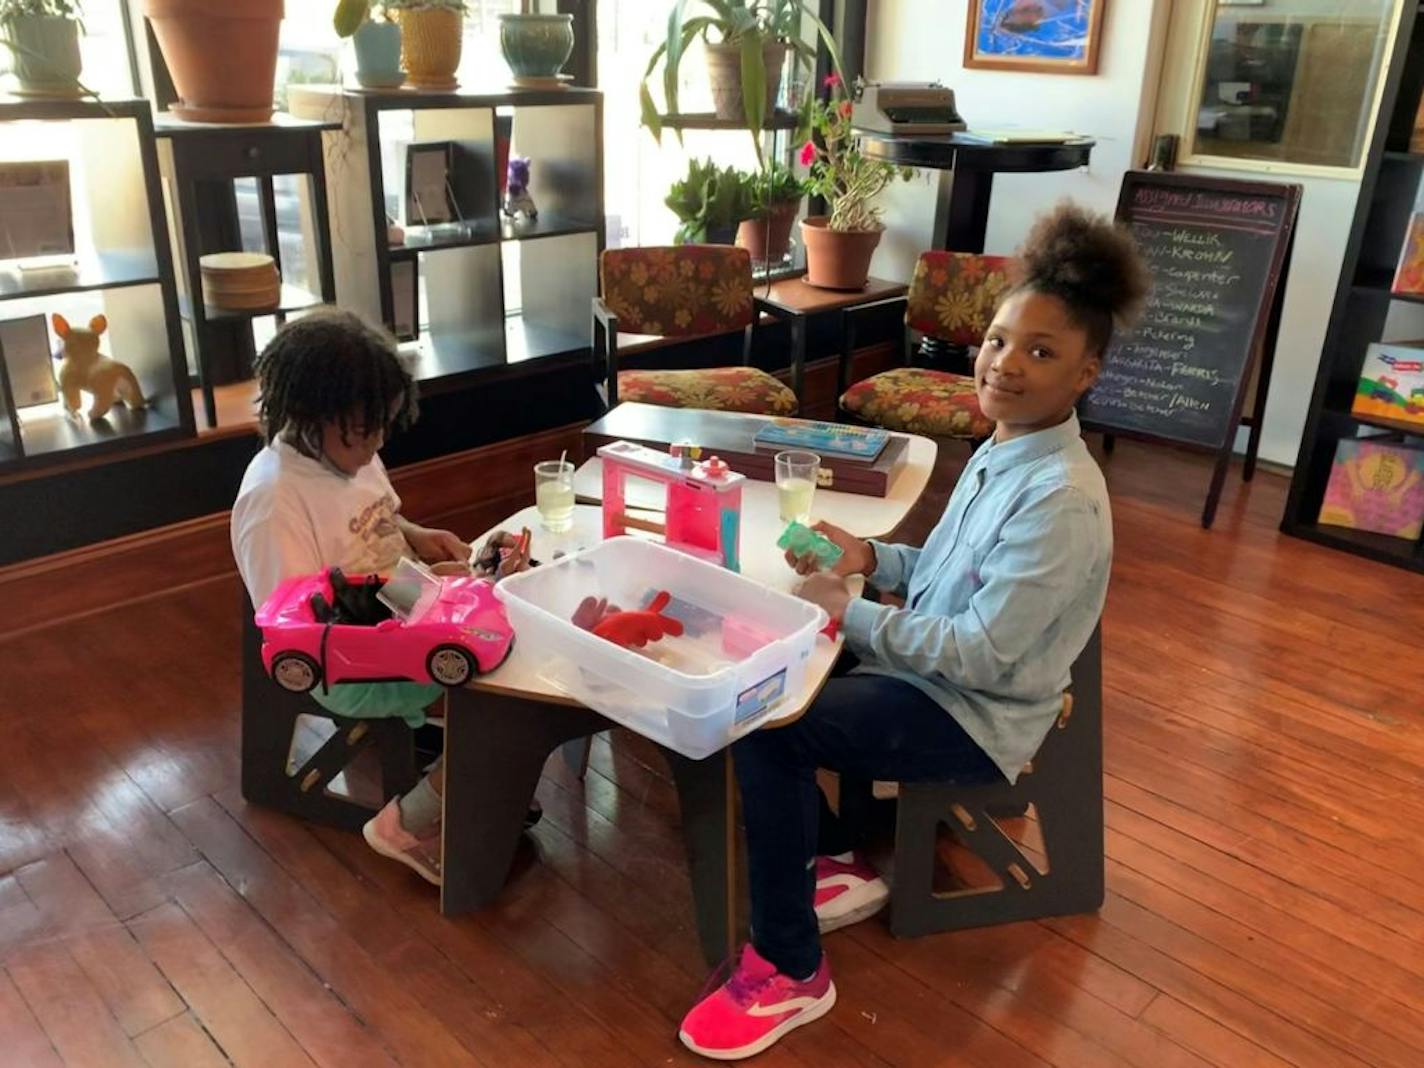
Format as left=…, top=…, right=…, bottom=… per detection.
left=0, top=314, right=57, bottom=408
left=965, top=0, right=1107, bottom=76
left=404, top=141, right=461, bottom=227
left=0, top=161, right=74, bottom=262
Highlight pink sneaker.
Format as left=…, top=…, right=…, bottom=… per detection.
left=362, top=799, right=442, bottom=886
left=678, top=944, right=835, bottom=1060
left=814, top=852, right=889, bottom=933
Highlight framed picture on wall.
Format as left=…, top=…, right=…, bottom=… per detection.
left=965, top=0, right=1107, bottom=75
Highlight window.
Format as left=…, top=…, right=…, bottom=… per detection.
left=0, top=0, right=136, bottom=97
left=1168, top=0, right=1399, bottom=173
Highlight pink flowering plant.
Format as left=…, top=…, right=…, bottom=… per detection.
left=800, top=74, right=912, bottom=233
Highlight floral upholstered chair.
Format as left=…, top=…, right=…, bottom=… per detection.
left=839, top=251, right=1013, bottom=441
left=593, top=245, right=804, bottom=415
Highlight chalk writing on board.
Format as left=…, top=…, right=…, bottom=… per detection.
left=1080, top=176, right=1290, bottom=449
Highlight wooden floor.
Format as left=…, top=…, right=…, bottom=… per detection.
left=1, top=438, right=1422, bottom=1068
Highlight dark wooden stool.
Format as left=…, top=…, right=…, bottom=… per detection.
left=241, top=594, right=423, bottom=832
left=842, top=625, right=1103, bottom=937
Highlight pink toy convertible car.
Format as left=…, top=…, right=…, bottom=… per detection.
left=255, top=566, right=514, bottom=692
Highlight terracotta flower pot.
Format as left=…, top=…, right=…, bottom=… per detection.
left=705, top=40, right=787, bottom=122
left=801, top=215, right=882, bottom=291
left=399, top=7, right=462, bottom=91
left=737, top=199, right=800, bottom=265
left=142, top=0, right=283, bottom=124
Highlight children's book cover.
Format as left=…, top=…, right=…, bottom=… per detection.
left=1317, top=439, right=1424, bottom=540
left=1353, top=342, right=1424, bottom=428
left=1393, top=215, right=1424, bottom=296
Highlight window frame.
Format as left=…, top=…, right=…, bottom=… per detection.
left=1154, top=0, right=1407, bottom=181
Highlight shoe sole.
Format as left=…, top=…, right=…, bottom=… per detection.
left=362, top=821, right=442, bottom=887
left=678, top=982, right=837, bottom=1061
left=817, top=881, right=889, bottom=934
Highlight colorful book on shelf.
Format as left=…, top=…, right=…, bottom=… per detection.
left=1392, top=214, right=1424, bottom=295
left=1317, top=439, right=1424, bottom=541
left=752, top=419, right=890, bottom=462
left=1353, top=341, right=1424, bottom=428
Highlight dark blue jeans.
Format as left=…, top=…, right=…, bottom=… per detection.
left=733, top=669, right=1003, bottom=978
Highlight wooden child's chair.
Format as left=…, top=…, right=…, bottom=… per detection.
left=841, top=624, right=1103, bottom=936
left=240, top=592, right=425, bottom=831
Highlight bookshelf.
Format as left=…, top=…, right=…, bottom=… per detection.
left=0, top=98, right=192, bottom=473
left=1281, top=4, right=1424, bottom=572
left=288, top=85, right=604, bottom=395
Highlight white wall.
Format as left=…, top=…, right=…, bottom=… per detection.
left=862, top=0, right=1392, bottom=468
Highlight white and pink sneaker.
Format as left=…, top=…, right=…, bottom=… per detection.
left=679, top=944, right=836, bottom=1060
left=362, top=799, right=443, bottom=886
left=814, top=852, right=889, bottom=933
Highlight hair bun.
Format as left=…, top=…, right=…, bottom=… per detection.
left=1018, top=200, right=1150, bottom=331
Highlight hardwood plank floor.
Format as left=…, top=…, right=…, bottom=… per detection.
left=1, top=439, right=1422, bottom=1066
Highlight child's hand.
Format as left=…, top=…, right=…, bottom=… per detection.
left=786, top=522, right=873, bottom=578
left=473, top=530, right=532, bottom=580
left=406, top=524, right=471, bottom=565
left=795, top=572, right=852, bottom=622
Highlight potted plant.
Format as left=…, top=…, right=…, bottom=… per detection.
left=0, top=0, right=83, bottom=97
left=799, top=75, right=912, bottom=289
left=385, top=0, right=465, bottom=90
left=666, top=157, right=755, bottom=246
left=333, top=0, right=403, bottom=89
left=140, top=0, right=284, bottom=123
left=737, top=160, right=805, bottom=266
left=498, top=0, right=573, bottom=84
left=640, top=0, right=841, bottom=164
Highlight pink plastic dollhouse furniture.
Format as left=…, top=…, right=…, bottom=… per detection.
left=598, top=440, right=745, bottom=571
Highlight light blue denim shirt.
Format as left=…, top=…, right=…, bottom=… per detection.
left=841, top=413, right=1111, bottom=782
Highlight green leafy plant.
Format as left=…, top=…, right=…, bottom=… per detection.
left=749, top=159, right=806, bottom=212
left=640, top=0, right=842, bottom=165
left=0, top=0, right=81, bottom=20
left=333, top=0, right=378, bottom=37
left=665, top=157, right=756, bottom=244
left=800, top=75, right=911, bottom=232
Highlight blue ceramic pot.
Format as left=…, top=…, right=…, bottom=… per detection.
left=498, top=13, right=574, bottom=79
left=353, top=18, right=404, bottom=89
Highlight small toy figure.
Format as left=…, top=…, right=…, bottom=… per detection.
left=777, top=520, right=844, bottom=571
left=503, top=155, right=538, bottom=221
left=52, top=313, right=146, bottom=421
left=574, top=590, right=685, bottom=649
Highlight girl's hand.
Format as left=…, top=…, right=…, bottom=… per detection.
left=785, top=521, right=875, bottom=578
left=406, top=524, right=471, bottom=564
left=795, top=572, right=852, bottom=623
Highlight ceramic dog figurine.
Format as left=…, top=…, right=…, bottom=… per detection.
left=503, top=156, right=538, bottom=221
left=52, top=313, right=146, bottom=421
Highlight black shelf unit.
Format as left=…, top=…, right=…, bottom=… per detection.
left=290, top=85, right=604, bottom=392
left=658, top=109, right=802, bottom=131
left=1282, top=4, right=1424, bottom=573
left=154, top=113, right=340, bottom=431
left=0, top=97, right=192, bottom=473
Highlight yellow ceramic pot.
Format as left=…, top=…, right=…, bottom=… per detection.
left=399, top=6, right=462, bottom=90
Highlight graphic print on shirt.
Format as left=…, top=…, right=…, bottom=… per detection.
left=346, top=492, right=410, bottom=574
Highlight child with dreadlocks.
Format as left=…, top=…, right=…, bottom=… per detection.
left=231, top=308, right=533, bottom=887
left=677, top=202, right=1150, bottom=1060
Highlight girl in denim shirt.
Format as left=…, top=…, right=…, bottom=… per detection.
left=680, top=203, right=1150, bottom=1060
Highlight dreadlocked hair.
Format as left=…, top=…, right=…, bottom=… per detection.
left=1013, top=201, right=1151, bottom=358
left=252, top=308, right=417, bottom=454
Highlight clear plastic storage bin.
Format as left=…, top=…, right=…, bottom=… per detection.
left=494, top=537, right=827, bottom=758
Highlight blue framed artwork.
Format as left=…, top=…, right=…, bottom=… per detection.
left=965, top=0, right=1107, bottom=75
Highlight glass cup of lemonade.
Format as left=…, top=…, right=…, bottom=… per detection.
left=534, top=459, right=575, bottom=532
left=774, top=450, right=819, bottom=524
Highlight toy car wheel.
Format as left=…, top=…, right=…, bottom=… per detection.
left=427, top=645, right=475, bottom=687
left=272, top=652, right=321, bottom=693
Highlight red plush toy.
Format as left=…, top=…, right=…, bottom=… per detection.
left=576, top=590, right=685, bottom=649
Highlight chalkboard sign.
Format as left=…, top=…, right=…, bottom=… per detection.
left=1080, top=172, right=1301, bottom=451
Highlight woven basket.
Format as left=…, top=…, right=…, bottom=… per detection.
left=399, top=7, right=462, bottom=90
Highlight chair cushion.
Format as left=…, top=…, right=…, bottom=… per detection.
left=839, top=368, right=992, bottom=439
left=618, top=366, right=798, bottom=416
left=906, top=252, right=1014, bottom=347
left=601, top=246, right=754, bottom=336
